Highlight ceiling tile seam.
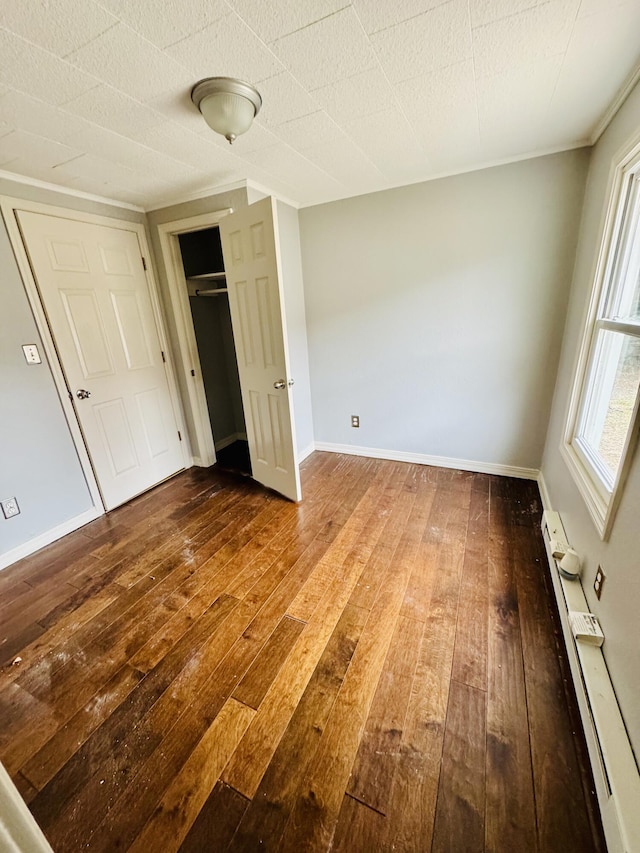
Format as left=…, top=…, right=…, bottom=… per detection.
left=391, top=56, right=474, bottom=89
left=244, top=145, right=350, bottom=190
left=209, top=62, right=389, bottom=181
left=0, top=24, right=104, bottom=87
left=363, top=0, right=455, bottom=36
left=47, top=152, right=139, bottom=180
left=469, top=0, right=557, bottom=32
left=55, top=80, right=180, bottom=135
left=252, top=114, right=386, bottom=181
left=0, top=26, right=109, bottom=102
left=91, top=0, right=233, bottom=51
left=284, top=92, right=395, bottom=179
left=0, top=90, right=85, bottom=144
left=146, top=12, right=231, bottom=55
left=347, top=3, right=432, bottom=157
left=465, top=1, right=482, bottom=149
left=303, top=62, right=379, bottom=94
left=49, top=150, right=202, bottom=182
left=270, top=108, right=384, bottom=173
left=59, top=23, right=228, bottom=108
left=0, top=127, right=84, bottom=163
left=59, top=19, right=121, bottom=60
left=0, top=20, right=110, bottom=62
left=0, top=166, right=145, bottom=211
left=297, top=137, right=387, bottom=181
left=47, top=151, right=88, bottom=170
left=47, top=89, right=250, bottom=176
left=162, top=7, right=287, bottom=83
left=261, top=4, right=353, bottom=45
left=539, top=0, right=583, bottom=138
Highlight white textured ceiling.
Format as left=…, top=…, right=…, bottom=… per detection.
left=0, top=0, right=639, bottom=210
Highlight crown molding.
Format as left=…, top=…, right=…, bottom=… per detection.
left=298, top=141, right=590, bottom=209
left=590, top=60, right=640, bottom=146
left=246, top=179, right=300, bottom=210
left=0, top=168, right=144, bottom=212
left=144, top=179, right=250, bottom=213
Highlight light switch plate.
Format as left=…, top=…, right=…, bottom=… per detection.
left=22, top=344, right=42, bottom=364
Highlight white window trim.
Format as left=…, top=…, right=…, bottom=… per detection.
left=562, top=136, right=640, bottom=540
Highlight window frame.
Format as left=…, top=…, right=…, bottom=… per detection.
left=562, top=138, right=640, bottom=540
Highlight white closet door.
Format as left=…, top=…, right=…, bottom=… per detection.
left=18, top=211, right=184, bottom=510
left=219, top=197, right=301, bottom=502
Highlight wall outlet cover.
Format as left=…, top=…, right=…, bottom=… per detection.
left=1, top=497, right=20, bottom=519
left=594, top=565, right=606, bottom=600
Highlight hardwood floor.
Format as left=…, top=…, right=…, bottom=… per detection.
left=0, top=453, right=605, bottom=852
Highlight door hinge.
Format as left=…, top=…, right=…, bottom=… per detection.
left=141, top=256, right=147, bottom=271
left=161, top=350, right=166, bottom=362
left=178, top=431, right=182, bottom=441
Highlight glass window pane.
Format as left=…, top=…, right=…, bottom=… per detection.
left=579, top=331, right=640, bottom=485
left=616, top=261, right=640, bottom=322
left=609, top=179, right=640, bottom=322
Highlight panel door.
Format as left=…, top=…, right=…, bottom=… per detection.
left=17, top=211, right=184, bottom=510
left=219, top=197, right=301, bottom=501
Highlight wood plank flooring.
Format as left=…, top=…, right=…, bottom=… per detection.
left=0, top=453, right=605, bottom=852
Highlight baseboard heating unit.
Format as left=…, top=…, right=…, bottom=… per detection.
left=541, top=510, right=640, bottom=853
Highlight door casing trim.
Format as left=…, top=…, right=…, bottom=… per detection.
left=1, top=195, right=191, bottom=519
left=156, top=208, right=234, bottom=468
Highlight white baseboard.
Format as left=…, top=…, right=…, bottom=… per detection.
left=537, top=470, right=552, bottom=511
left=541, top=509, right=640, bottom=853
left=214, top=432, right=248, bottom=452
left=313, top=442, right=539, bottom=480
left=214, top=433, right=239, bottom=452
left=0, top=506, right=103, bottom=571
left=298, top=443, right=315, bottom=464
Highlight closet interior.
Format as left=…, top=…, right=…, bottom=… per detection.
left=178, top=226, right=251, bottom=476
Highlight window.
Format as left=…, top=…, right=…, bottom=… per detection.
left=563, top=143, right=640, bottom=538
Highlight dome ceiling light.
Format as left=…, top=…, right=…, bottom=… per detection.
left=191, top=77, right=262, bottom=144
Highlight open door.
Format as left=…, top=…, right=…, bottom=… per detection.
left=219, top=197, right=301, bottom=502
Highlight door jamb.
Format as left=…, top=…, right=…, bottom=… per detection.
left=0, top=196, right=191, bottom=515
left=156, top=208, right=233, bottom=467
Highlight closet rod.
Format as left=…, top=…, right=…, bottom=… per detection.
left=195, top=288, right=228, bottom=296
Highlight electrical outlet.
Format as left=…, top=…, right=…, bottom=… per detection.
left=351, top=415, right=360, bottom=428
left=594, top=565, right=606, bottom=600
left=1, top=497, right=20, bottom=519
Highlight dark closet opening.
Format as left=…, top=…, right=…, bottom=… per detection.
left=178, top=227, right=251, bottom=477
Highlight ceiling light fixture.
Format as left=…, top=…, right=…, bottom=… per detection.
left=191, top=77, right=262, bottom=144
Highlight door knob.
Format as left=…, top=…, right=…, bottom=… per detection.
left=273, top=379, right=286, bottom=390
left=76, top=389, right=92, bottom=399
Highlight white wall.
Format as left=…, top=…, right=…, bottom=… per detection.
left=541, top=80, right=640, bottom=757
left=299, top=151, right=589, bottom=472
